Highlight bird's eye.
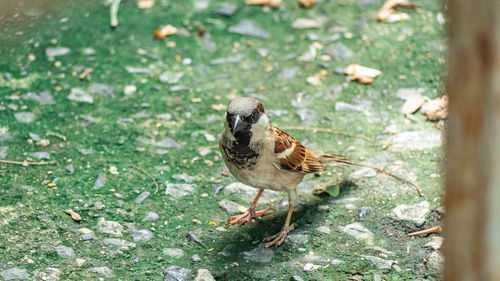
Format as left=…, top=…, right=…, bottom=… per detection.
left=250, top=111, right=258, bottom=121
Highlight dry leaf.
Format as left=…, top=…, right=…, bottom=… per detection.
left=137, top=0, right=154, bottom=9
left=423, top=95, right=448, bottom=121
left=377, top=0, right=415, bottom=22
left=345, top=64, right=382, bottom=84
left=246, top=0, right=282, bottom=8
left=298, top=0, right=316, bottom=8
left=64, top=209, right=82, bottom=221
left=153, top=24, right=177, bottom=40
left=211, top=104, right=227, bottom=111
left=401, top=93, right=426, bottom=115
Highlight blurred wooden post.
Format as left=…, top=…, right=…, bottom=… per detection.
left=445, top=0, right=500, bottom=280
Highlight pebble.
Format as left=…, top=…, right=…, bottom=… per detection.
left=89, top=83, right=114, bottom=98
left=296, top=109, right=318, bottom=125
left=21, top=91, right=55, bottom=105
left=425, top=236, right=444, bottom=250
left=172, top=173, right=196, bottom=183
left=123, top=85, right=137, bottom=95
left=55, top=245, right=75, bottom=258
left=143, top=211, right=159, bottom=222
left=163, top=266, right=192, bottom=281
left=65, top=164, right=74, bottom=174
left=97, top=217, right=124, bottom=236
left=361, top=255, right=395, bottom=269
left=68, top=88, right=93, bottom=103
left=89, top=266, right=115, bottom=278
left=212, top=2, right=236, bottom=16
left=82, top=47, right=96, bottom=55
left=391, top=201, right=430, bottom=226
left=340, top=222, right=374, bottom=245
left=427, top=251, right=443, bottom=272
left=165, top=183, right=196, bottom=198
left=14, top=112, right=35, bottom=123
left=202, top=33, right=217, bottom=51
left=373, top=275, right=382, bottom=281
left=303, top=263, right=321, bottom=271
left=228, top=20, right=270, bottom=39
left=222, top=182, right=278, bottom=203
left=125, top=66, right=151, bottom=74
left=29, top=152, right=50, bottom=160
left=290, top=275, right=305, bottom=281
left=316, top=226, right=331, bottom=235
left=210, top=54, right=245, bottom=65
left=292, top=18, right=323, bottom=29
left=170, top=85, right=189, bottom=92
left=134, top=191, right=151, bottom=204
left=194, top=269, right=215, bottom=281
left=285, top=232, right=309, bottom=247
left=159, top=71, right=184, bottom=84
left=103, top=238, right=136, bottom=248
left=335, top=101, right=362, bottom=113
left=277, top=66, right=300, bottom=80
left=358, top=206, right=373, bottom=220
left=241, top=246, right=274, bottom=263
left=322, top=43, right=354, bottom=61
left=132, top=229, right=154, bottom=242
left=93, top=173, right=106, bottom=190
left=193, top=0, right=210, bottom=11
left=391, top=130, right=442, bottom=150
left=1, top=268, right=30, bottom=280
left=218, top=199, right=241, bottom=215
left=153, top=138, right=182, bottom=149
left=329, top=197, right=364, bottom=204
left=45, top=47, right=70, bottom=57
left=163, top=248, right=184, bottom=259
left=192, top=254, right=201, bottom=262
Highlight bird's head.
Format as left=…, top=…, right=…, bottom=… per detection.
left=224, top=97, right=269, bottom=138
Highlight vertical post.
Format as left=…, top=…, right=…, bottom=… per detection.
left=445, top=0, right=500, bottom=280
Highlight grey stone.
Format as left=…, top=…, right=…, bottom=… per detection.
left=14, top=112, right=35, bottom=123
left=335, top=102, right=362, bottom=113
left=0, top=146, right=8, bottom=159
left=201, top=33, right=216, bottom=51
left=210, top=54, right=245, bottom=65
left=303, top=263, right=321, bottom=271
left=361, top=255, right=395, bottom=269
left=297, top=45, right=317, bottom=62
left=391, top=201, right=430, bottom=226
left=194, top=269, right=215, bottom=281
left=428, top=251, right=443, bottom=272
left=89, top=83, right=114, bottom=98
left=132, top=229, right=154, bottom=242
left=82, top=233, right=96, bottom=240
left=55, top=245, right=75, bottom=258
left=93, top=173, right=106, bottom=190
left=358, top=206, right=373, bottom=220
left=0, top=127, right=10, bottom=141
left=192, top=254, right=201, bottom=262
left=322, top=43, right=354, bottom=61
left=373, top=274, right=382, bottom=281
left=134, top=191, right=150, bottom=204
left=97, top=217, right=123, bottom=236
left=46, top=47, right=70, bottom=57
left=290, top=275, right=305, bottom=281
left=218, top=199, right=241, bottom=215
left=89, top=266, right=115, bottom=278
left=286, top=232, right=309, bottom=247
left=241, top=246, right=274, bottom=263
left=68, top=88, right=93, bottom=103
left=165, top=183, right=197, bottom=198
left=21, top=91, right=54, bottom=105
left=329, top=197, right=364, bottom=204
left=65, top=164, right=74, bottom=174
left=163, top=248, right=184, bottom=259
left=103, top=238, right=136, bottom=248
left=277, top=66, right=300, bottom=80
left=340, top=222, right=374, bottom=245
left=321, top=85, right=343, bottom=99
left=30, top=152, right=50, bottom=160
left=83, top=47, right=96, bottom=55
left=172, top=173, right=196, bottom=183
left=316, top=226, right=331, bottom=235
left=159, top=71, right=184, bottom=84
left=170, top=85, right=189, bottom=92
left=228, top=20, right=270, bottom=39
left=29, top=133, right=40, bottom=141
left=331, top=259, right=344, bottom=266
left=391, top=130, right=442, bottom=150
left=222, top=182, right=278, bottom=203
left=163, top=266, right=192, bottom=281
left=257, top=48, right=269, bottom=57
left=143, top=211, right=159, bottom=222
left=212, top=3, right=236, bottom=16
left=193, top=0, right=210, bottom=11
left=125, top=66, right=151, bottom=74
left=1, top=268, right=30, bottom=280
left=296, top=109, right=318, bottom=125
left=425, top=236, right=444, bottom=250
left=157, top=113, right=172, bottom=120
left=153, top=138, right=182, bottom=149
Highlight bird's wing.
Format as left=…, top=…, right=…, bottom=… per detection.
left=272, top=126, right=325, bottom=174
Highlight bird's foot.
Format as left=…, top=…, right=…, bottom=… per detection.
left=263, top=223, right=296, bottom=247
left=225, top=207, right=274, bottom=227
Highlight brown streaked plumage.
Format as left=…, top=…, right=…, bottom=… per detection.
left=219, top=97, right=349, bottom=247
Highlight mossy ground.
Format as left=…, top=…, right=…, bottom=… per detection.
left=0, top=0, right=444, bottom=280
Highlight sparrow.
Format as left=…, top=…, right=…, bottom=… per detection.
left=219, top=97, right=349, bottom=247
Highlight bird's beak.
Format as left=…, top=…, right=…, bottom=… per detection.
left=232, top=114, right=245, bottom=134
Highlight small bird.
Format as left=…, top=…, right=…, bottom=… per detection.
left=219, top=97, right=349, bottom=247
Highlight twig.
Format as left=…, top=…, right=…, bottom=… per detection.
left=408, top=226, right=442, bottom=236
left=335, top=160, right=423, bottom=196
left=281, top=126, right=379, bottom=144
left=0, top=159, right=56, bottom=166
left=110, top=0, right=121, bottom=27
left=131, top=165, right=159, bottom=194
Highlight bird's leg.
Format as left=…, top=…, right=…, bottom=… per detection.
left=264, top=189, right=297, bottom=247
left=225, top=189, right=274, bottom=227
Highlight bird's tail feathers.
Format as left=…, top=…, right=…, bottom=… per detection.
left=316, top=153, right=351, bottom=164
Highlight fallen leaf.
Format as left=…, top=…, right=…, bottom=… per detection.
left=211, top=104, right=227, bottom=111
left=64, top=209, right=83, bottom=221
left=137, top=0, right=154, bottom=9
left=298, top=0, right=316, bottom=8
left=345, top=64, right=382, bottom=84
left=377, top=0, right=415, bottom=22
left=153, top=24, right=177, bottom=40
left=401, top=93, right=426, bottom=115
left=246, top=0, right=282, bottom=8
left=423, top=95, right=448, bottom=121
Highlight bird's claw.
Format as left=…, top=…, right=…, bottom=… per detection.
left=225, top=207, right=274, bottom=228
left=263, top=223, right=296, bottom=247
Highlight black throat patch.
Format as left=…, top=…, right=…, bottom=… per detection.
left=222, top=131, right=259, bottom=169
